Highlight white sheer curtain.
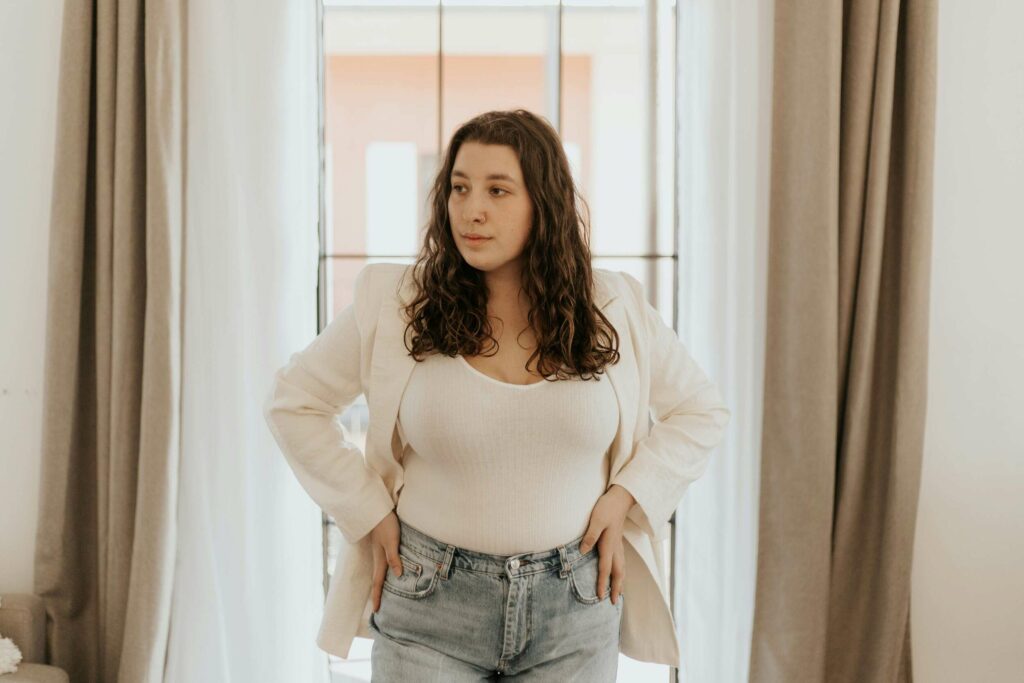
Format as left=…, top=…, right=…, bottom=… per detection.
left=163, top=3, right=328, bottom=681
left=674, top=1, right=773, bottom=682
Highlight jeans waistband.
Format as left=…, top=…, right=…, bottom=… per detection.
left=396, top=517, right=595, bottom=578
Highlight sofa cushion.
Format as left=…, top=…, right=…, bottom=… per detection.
left=0, top=662, right=69, bottom=683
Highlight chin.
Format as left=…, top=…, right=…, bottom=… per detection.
left=458, top=252, right=486, bottom=268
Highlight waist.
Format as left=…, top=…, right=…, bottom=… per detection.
left=395, top=515, right=594, bottom=577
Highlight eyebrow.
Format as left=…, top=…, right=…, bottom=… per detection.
left=451, top=170, right=519, bottom=185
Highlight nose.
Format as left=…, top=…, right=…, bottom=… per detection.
left=461, top=191, right=486, bottom=223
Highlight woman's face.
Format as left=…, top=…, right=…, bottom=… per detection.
left=447, top=141, right=534, bottom=278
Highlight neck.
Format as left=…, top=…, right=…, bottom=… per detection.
left=483, top=266, right=531, bottom=326
left=484, top=263, right=524, bottom=303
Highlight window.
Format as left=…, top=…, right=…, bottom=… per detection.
left=318, top=2, right=679, bottom=680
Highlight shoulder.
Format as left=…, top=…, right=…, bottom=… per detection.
left=355, top=262, right=409, bottom=286
left=593, top=267, right=644, bottom=308
left=594, top=267, right=641, bottom=289
left=353, top=262, right=411, bottom=299
left=349, top=262, right=411, bottom=330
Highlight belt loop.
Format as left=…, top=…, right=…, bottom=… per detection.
left=439, top=544, right=455, bottom=580
left=557, top=544, right=570, bottom=578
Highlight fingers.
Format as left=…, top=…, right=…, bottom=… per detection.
left=371, top=535, right=404, bottom=613
left=387, top=542, right=404, bottom=578
left=606, top=548, right=622, bottom=606
left=595, top=543, right=626, bottom=604
left=596, top=547, right=611, bottom=600
left=578, top=531, right=599, bottom=555
left=371, top=544, right=385, bottom=613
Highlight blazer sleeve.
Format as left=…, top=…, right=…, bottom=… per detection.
left=262, top=264, right=396, bottom=545
left=608, top=272, right=732, bottom=543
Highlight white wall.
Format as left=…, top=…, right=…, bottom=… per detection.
left=0, top=0, right=63, bottom=592
left=913, top=1, right=1024, bottom=680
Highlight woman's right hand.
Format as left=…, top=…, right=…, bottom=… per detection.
left=369, top=510, right=404, bottom=613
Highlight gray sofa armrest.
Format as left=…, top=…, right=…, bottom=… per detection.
left=0, top=594, right=45, bottom=664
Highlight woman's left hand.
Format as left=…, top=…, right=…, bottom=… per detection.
left=578, top=484, right=636, bottom=605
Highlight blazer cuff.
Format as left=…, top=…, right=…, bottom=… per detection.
left=333, top=475, right=396, bottom=546
left=608, top=455, right=675, bottom=544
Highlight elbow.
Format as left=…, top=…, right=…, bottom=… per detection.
left=708, top=402, right=732, bottom=451
left=701, top=384, right=732, bottom=436
left=262, top=374, right=283, bottom=426
left=715, top=403, right=732, bottom=430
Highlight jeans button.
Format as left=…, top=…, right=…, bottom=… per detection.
left=509, top=559, right=519, bottom=570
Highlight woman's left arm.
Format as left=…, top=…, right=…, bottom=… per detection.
left=579, top=272, right=731, bottom=603
left=609, top=272, right=732, bottom=541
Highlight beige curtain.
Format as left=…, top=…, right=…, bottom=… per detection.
left=750, top=1, right=937, bottom=682
left=34, top=1, right=183, bottom=681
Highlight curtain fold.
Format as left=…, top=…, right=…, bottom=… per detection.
left=672, top=0, right=773, bottom=681
left=749, top=1, right=938, bottom=681
left=34, top=1, right=182, bottom=681
left=36, top=1, right=328, bottom=681
left=161, top=0, right=328, bottom=680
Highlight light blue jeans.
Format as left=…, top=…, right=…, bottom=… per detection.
left=368, top=517, right=623, bottom=681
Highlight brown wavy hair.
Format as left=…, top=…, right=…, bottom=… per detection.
left=399, top=108, right=620, bottom=382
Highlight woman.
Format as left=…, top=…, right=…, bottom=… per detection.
left=264, top=109, right=731, bottom=680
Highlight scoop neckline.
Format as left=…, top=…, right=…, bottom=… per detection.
left=456, top=354, right=555, bottom=389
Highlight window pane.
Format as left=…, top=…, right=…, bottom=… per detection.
left=366, top=142, right=419, bottom=254
left=440, top=3, right=553, bottom=138
left=563, top=2, right=651, bottom=257
left=655, top=0, right=676, bottom=257
left=324, top=5, right=440, bottom=260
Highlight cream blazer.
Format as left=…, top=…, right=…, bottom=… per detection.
left=263, top=262, right=731, bottom=667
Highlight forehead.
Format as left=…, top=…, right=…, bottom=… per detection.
left=451, top=142, right=522, bottom=182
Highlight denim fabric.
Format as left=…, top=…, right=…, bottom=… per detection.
left=368, top=517, right=623, bottom=681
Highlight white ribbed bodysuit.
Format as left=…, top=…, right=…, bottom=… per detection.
left=395, top=352, right=619, bottom=555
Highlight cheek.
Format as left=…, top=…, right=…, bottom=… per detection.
left=517, top=203, right=534, bottom=239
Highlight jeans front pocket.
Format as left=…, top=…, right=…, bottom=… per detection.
left=568, top=550, right=612, bottom=606
left=382, top=549, right=440, bottom=600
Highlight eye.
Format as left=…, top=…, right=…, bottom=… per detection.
left=450, top=184, right=507, bottom=196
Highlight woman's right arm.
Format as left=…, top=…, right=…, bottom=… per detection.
left=262, top=265, right=396, bottom=545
